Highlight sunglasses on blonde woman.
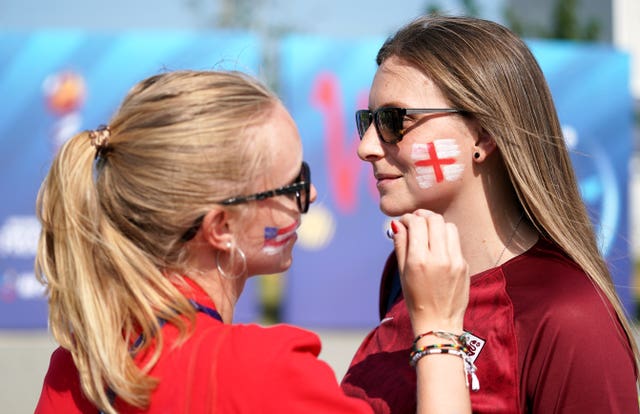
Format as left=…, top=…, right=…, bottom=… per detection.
left=181, top=162, right=311, bottom=241
left=218, top=161, right=311, bottom=213
left=356, top=107, right=462, bottom=144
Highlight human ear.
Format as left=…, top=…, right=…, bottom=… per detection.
left=472, top=128, right=497, bottom=162
left=200, top=207, right=234, bottom=251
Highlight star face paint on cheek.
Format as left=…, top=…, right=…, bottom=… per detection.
left=412, top=139, right=465, bottom=189
left=263, top=220, right=299, bottom=255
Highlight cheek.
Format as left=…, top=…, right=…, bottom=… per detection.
left=410, top=139, right=465, bottom=189
left=262, top=221, right=298, bottom=255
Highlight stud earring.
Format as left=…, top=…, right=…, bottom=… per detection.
left=474, top=152, right=480, bottom=159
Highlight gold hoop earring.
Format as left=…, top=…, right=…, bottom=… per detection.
left=216, top=241, right=247, bottom=280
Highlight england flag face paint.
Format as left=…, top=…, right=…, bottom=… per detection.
left=263, top=221, right=299, bottom=255
left=412, top=139, right=464, bottom=189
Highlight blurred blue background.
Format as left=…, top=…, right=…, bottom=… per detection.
left=1, top=0, right=637, bottom=329
left=1, top=1, right=638, bottom=412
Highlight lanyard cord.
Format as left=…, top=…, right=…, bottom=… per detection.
left=99, top=300, right=223, bottom=413
left=188, top=299, right=223, bottom=322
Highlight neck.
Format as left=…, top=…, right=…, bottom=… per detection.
left=448, top=208, right=537, bottom=276
left=441, top=166, right=539, bottom=275
left=187, top=270, right=245, bottom=323
left=435, top=154, right=539, bottom=274
left=182, top=241, right=247, bottom=324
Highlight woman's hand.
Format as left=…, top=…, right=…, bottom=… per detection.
left=391, top=210, right=469, bottom=335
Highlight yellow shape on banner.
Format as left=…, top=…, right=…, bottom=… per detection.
left=297, top=204, right=336, bottom=250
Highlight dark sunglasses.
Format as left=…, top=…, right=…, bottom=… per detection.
left=355, top=107, right=462, bottom=144
left=181, top=161, right=311, bottom=241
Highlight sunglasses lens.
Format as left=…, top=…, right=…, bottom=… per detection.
left=355, top=110, right=373, bottom=140
left=376, top=108, right=404, bottom=144
left=300, top=162, right=311, bottom=213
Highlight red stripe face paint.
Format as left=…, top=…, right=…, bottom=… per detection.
left=263, top=220, right=299, bottom=255
left=412, top=139, right=464, bottom=189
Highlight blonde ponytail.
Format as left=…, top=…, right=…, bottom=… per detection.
left=36, top=70, right=278, bottom=413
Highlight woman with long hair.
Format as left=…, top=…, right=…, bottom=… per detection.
left=342, top=15, right=639, bottom=413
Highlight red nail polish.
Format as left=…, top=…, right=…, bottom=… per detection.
left=390, top=221, right=399, bottom=234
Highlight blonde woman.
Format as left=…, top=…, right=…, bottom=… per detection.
left=34, top=70, right=473, bottom=413
left=342, top=15, right=639, bottom=413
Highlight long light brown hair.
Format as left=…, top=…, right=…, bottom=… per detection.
left=376, top=15, right=639, bottom=369
left=35, top=70, right=278, bottom=413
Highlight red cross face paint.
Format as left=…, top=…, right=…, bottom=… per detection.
left=412, top=139, right=464, bottom=189
left=263, top=221, right=299, bottom=255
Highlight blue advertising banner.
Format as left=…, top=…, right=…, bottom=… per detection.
left=529, top=40, right=634, bottom=311
left=0, top=32, right=633, bottom=330
left=0, top=31, right=263, bottom=328
left=279, top=36, right=391, bottom=328
left=279, top=35, right=634, bottom=328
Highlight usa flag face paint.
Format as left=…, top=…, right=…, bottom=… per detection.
left=412, top=139, right=464, bottom=189
left=263, top=221, right=299, bottom=255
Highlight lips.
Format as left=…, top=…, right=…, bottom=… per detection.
left=374, top=172, right=402, bottom=186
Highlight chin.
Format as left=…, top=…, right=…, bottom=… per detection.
left=253, top=253, right=293, bottom=276
left=278, top=260, right=293, bottom=273
left=379, top=200, right=411, bottom=218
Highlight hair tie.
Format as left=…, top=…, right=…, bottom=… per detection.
left=88, top=125, right=111, bottom=160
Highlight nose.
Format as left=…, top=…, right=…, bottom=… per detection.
left=357, top=123, right=385, bottom=162
left=309, top=183, right=318, bottom=204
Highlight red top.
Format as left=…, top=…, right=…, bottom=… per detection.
left=35, top=277, right=372, bottom=413
left=341, top=239, right=639, bottom=413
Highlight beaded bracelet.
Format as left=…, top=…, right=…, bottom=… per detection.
left=411, top=331, right=469, bottom=355
left=409, top=343, right=467, bottom=361
left=409, top=331, right=480, bottom=391
left=409, top=344, right=465, bottom=366
left=409, top=348, right=480, bottom=391
left=413, top=330, right=468, bottom=348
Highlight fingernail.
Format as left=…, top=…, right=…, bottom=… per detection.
left=386, top=221, right=398, bottom=239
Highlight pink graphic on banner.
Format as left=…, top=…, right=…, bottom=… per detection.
left=412, top=139, right=464, bottom=188
left=311, top=72, right=370, bottom=213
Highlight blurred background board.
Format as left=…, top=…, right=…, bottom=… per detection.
left=0, top=32, right=633, bottom=329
